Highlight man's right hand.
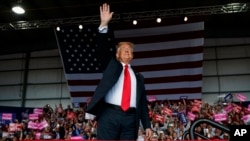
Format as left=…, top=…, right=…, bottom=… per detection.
left=99, top=3, right=114, bottom=28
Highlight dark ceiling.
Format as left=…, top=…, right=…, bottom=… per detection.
left=0, top=0, right=250, bottom=55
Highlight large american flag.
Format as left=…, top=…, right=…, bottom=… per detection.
left=55, top=18, right=204, bottom=106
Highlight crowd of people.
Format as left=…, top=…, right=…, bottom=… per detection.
left=0, top=98, right=249, bottom=141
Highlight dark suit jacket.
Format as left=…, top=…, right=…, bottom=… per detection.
left=86, top=27, right=151, bottom=130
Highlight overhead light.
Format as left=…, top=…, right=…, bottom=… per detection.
left=133, top=20, right=137, bottom=25
left=156, top=18, right=161, bottom=23
left=12, top=0, right=25, bottom=14
left=12, top=5, right=25, bottom=14
left=56, top=26, right=60, bottom=31
left=184, top=16, right=188, bottom=22
left=79, top=24, right=83, bottom=29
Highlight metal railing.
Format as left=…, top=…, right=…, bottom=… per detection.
left=183, top=118, right=230, bottom=140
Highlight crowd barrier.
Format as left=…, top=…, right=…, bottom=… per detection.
left=186, top=118, right=230, bottom=140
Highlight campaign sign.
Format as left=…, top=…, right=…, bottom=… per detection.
left=229, top=125, right=250, bottom=141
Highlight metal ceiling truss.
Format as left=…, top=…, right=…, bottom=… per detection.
left=0, top=3, right=248, bottom=31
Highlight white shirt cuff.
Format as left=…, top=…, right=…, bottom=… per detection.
left=98, top=25, right=108, bottom=33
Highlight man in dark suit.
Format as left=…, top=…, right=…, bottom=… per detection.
left=86, top=3, right=152, bottom=140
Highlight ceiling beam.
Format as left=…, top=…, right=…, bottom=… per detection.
left=0, top=2, right=249, bottom=31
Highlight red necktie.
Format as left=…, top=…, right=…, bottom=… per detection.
left=121, top=64, right=131, bottom=111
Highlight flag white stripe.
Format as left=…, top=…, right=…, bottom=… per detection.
left=132, top=53, right=203, bottom=66
left=142, top=68, right=202, bottom=78
left=66, top=67, right=202, bottom=80
left=145, top=81, right=202, bottom=90
left=114, top=22, right=204, bottom=38
left=71, top=97, right=91, bottom=103
left=134, top=38, right=204, bottom=52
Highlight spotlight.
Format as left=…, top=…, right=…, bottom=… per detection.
left=156, top=18, right=161, bottom=23
left=184, top=16, right=188, bottom=22
left=56, top=26, right=60, bottom=31
left=12, top=5, right=25, bottom=14
left=79, top=24, right=83, bottom=29
left=12, top=0, right=25, bottom=14
left=133, top=20, right=137, bottom=25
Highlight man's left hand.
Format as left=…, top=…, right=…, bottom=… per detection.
left=145, top=128, right=152, bottom=140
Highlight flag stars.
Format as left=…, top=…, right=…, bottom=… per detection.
left=58, top=26, right=109, bottom=73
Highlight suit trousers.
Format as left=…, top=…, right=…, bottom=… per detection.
left=97, top=103, right=137, bottom=140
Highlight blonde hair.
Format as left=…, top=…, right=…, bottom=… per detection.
left=116, top=42, right=134, bottom=50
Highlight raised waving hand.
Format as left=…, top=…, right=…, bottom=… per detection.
left=99, top=3, right=114, bottom=28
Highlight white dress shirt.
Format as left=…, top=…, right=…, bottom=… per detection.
left=99, top=26, right=137, bottom=108
left=104, top=63, right=137, bottom=108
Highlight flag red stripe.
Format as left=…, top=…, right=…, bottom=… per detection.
left=147, top=88, right=202, bottom=95
left=71, top=92, right=93, bottom=97
left=135, top=46, right=203, bottom=59
left=135, top=61, right=202, bottom=72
